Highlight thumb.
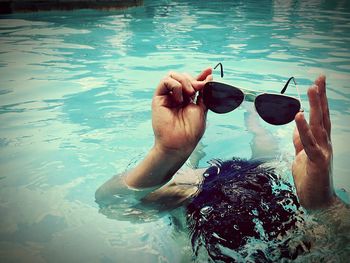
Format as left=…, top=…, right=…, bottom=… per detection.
left=196, top=67, right=213, bottom=81
left=191, top=74, right=213, bottom=91
left=196, top=90, right=208, bottom=113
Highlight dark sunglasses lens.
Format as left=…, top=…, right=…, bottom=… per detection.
left=255, top=94, right=300, bottom=125
left=203, top=82, right=244, bottom=114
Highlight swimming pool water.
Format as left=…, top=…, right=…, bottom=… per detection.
left=0, top=0, right=350, bottom=262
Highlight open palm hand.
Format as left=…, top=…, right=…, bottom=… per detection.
left=292, top=76, right=335, bottom=210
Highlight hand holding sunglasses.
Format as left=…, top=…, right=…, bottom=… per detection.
left=203, top=63, right=303, bottom=125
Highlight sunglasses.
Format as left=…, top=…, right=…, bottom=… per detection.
left=203, top=63, right=303, bottom=125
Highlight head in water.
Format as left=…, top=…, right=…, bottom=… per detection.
left=186, top=158, right=307, bottom=262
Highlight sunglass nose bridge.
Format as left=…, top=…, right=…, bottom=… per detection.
left=214, top=62, right=224, bottom=78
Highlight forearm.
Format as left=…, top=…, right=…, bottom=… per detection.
left=124, top=144, right=190, bottom=188
left=95, top=144, right=191, bottom=204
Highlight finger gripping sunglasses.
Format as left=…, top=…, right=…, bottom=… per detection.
left=203, top=63, right=303, bottom=125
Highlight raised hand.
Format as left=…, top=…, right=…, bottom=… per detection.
left=152, top=68, right=212, bottom=158
left=121, top=68, right=212, bottom=189
left=292, top=75, right=335, bottom=210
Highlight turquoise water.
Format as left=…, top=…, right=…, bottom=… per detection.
left=0, top=0, right=350, bottom=262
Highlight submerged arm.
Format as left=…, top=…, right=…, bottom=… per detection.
left=243, top=102, right=279, bottom=160
left=95, top=145, right=191, bottom=205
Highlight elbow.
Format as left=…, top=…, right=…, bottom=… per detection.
left=94, top=187, right=103, bottom=205
left=95, top=181, right=122, bottom=207
left=95, top=185, right=110, bottom=206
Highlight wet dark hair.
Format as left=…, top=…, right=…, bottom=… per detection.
left=186, top=158, right=307, bottom=262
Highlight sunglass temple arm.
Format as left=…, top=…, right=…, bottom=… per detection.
left=214, top=62, right=224, bottom=78
left=280, top=77, right=295, bottom=94
left=281, top=76, right=304, bottom=112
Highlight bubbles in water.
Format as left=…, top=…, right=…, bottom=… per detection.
left=251, top=209, right=258, bottom=216
left=200, top=206, right=213, bottom=219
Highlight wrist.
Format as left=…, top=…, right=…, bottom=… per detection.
left=302, top=188, right=337, bottom=211
left=153, top=142, right=193, bottom=163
